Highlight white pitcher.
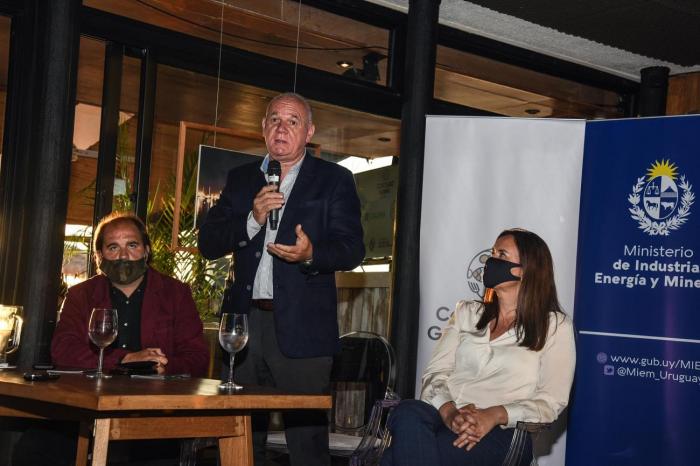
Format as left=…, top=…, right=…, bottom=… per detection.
left=0, top=305, right=23, bottom=367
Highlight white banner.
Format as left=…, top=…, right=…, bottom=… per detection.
left=418, top=116, right=585, bottom=466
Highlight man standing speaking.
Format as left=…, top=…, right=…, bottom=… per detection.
left=198, top=92, right=365, bottom=466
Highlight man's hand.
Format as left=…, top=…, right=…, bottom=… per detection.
left=252, top=185, right=285, bottom=226
left=121, top=347, right=168, bottom=374
left=453, top=405, right=508, bottom=451
left=266, top=224, right=313, bottom=263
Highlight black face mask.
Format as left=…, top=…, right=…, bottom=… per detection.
left=483, top=257, right=521, bottom=289
left=99, top=256, right=148, bottom=285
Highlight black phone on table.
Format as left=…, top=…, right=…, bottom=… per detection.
left=23, top=371, right=60, bottom=381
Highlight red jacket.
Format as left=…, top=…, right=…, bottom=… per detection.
left=51, top=268, right=209, bottom=377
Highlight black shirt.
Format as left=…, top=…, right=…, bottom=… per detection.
left=109, top=275, right=147, bottom=352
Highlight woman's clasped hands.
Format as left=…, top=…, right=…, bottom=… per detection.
left=440, top=402, right=508, bottom=451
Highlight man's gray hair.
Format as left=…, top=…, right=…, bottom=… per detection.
left=266, top=92, right=313, bottom=124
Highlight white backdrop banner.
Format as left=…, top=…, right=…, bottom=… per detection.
left=418, top=116, right=585, bottom=466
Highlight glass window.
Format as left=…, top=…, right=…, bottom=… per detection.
left=151, top=64, right=399, bottom=200
left=0, top=16, right=11, bottom=170
left=151, top=63, right=399, bottom=193
left=112, top=55, right=141, bottom=212
left=435, top=45, right=624, bottom=119
left=65, top=37, right=105, bottom=286
left=85, top=0, right=391, bottom=85
left=64, top=38, right=143, bottom=286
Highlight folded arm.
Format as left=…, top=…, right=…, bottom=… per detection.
left=160, top=284, right=209, bottom=377
left=421, top=302, right=472, bottom=410
left=500, top=314, right=576, bottom=427
left=51, top=289, right=128, bottom=371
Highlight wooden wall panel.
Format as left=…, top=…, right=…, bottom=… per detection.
left=65, top=157, right=97, bottom=225
left=666, top=72, right=700, bottom=115
left=0, top=91, right=5, bottom=156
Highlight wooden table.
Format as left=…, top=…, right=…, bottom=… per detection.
left=0, top=372, right=331, bottom=466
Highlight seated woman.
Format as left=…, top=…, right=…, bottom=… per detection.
left=51, top=211, right=209, bottom=376
left=382, top=229, right=576, bottom=466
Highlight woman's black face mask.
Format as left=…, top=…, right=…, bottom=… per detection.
left=483, top=257, right=521, bottom=289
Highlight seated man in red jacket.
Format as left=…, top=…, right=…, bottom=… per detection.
left=14, top=213, right=209, bottom=466
left=52, top=211, right=209, bottom=377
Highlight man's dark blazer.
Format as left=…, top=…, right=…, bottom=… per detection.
left=198, top=153, right=365, bottom=358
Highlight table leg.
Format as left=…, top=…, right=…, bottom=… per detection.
left=218, top=415, right=253, bottom=466
left=91, top=418, right=111, bottom=466
left=74, top=421, right=92, bottom=466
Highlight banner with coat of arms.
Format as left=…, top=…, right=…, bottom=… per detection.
left=566, top=115, right=700, bottom=466
left=420, top=116, right=586, bottom=466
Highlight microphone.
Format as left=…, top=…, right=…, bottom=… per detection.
left=267, top=160, right=281, bottom=230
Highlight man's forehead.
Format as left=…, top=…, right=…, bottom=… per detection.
left=267, top=99, right=307, bottom=119
left=103, top=223, right=141, bottom=241
left=267, top=109, right=302, bottom=118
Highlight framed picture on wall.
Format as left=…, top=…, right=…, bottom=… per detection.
left=172, top=121, right=263, bottom=250
left=194, top=145, right=259, bottom=229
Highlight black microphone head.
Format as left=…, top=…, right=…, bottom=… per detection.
left=267, top=160, right=281, bottom=230
left=267, top=160, right=281, bottom=176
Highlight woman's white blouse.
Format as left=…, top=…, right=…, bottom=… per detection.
left=420, top=300, right=576, bottom=428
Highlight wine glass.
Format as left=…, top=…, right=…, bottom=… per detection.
left=87, top=308, right=118, bottom=379
left=219, top=313, right=248, bottom=391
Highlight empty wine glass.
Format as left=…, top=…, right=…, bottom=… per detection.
left=87, top=308, right=118, bottom=379
left=219, top=313, right=248, bottom=391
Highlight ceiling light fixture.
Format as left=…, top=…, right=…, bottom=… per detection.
left=342, top=52, right=385, bottom=82
left=337, top=60, right=353, bottom=69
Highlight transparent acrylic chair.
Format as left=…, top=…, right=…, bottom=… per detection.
left=266, top=331, right=400, bottom=466
left=502, top=421, right=552, bottom=466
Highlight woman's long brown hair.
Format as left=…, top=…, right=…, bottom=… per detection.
left=476, top=229, right=564, bottom=351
